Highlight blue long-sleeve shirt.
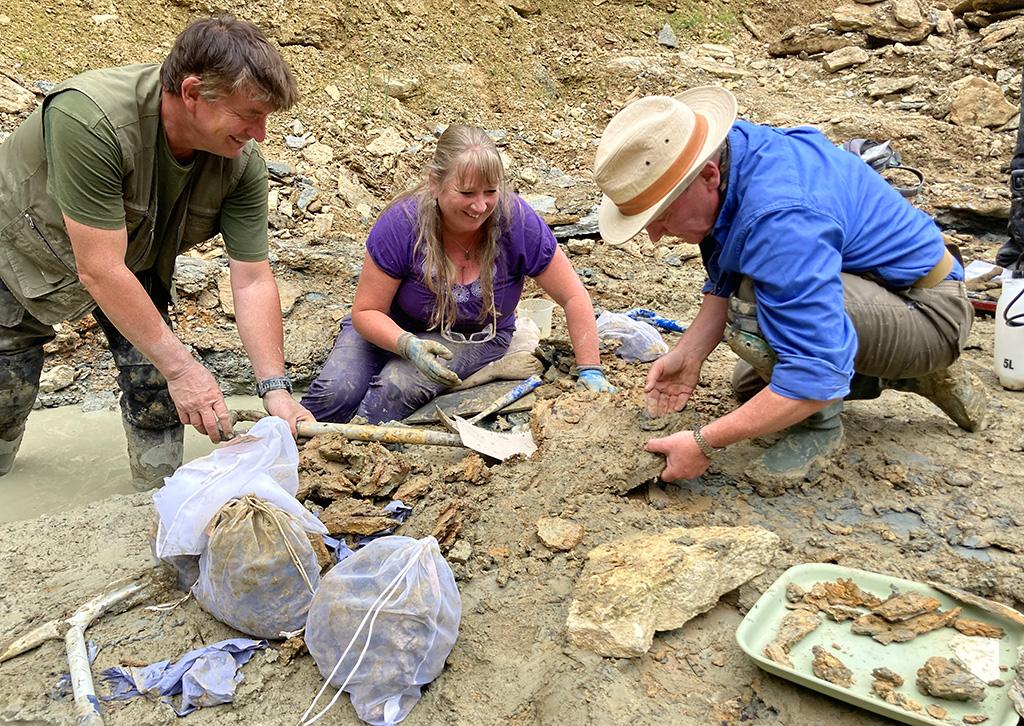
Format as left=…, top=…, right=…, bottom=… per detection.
left=702, top=120, right=963, bottom=401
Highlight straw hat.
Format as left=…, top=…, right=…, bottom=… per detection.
left=594, top=87, right=737, bottom=244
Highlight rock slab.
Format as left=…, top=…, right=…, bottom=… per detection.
left=566, top=525, right=781, bottom=657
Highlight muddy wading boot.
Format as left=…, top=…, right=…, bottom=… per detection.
left=882, top=359, right=988, bottom=432
left=124, top=421, right=184, bottom=491
left=0, top=347, right=44, bottom=475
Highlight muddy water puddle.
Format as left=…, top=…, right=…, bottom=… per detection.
left=0, top=395, right=273, bottom=524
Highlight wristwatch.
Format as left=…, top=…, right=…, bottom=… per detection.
left=692, top=427, right=726, bottom=459
left=256, top=375, right=293, bottom=398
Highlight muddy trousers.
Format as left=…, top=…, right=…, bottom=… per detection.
left=301, top=315, right=512, bottom=424
left=997, top=72, right=1024, bottom=269
left=0, top=276, right=182, bottom=487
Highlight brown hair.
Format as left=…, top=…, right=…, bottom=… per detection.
left=160, top=16, right=299, bottom=111
left=393, top=125, right=514, bottom=332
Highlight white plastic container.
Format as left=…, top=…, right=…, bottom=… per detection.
left=995, top=270, right=1024, bottom=390
left=517, top=298, right=555, bottom=339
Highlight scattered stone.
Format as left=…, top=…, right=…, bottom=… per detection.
left=173, top=255, right=221, bottom=294
left=444, top=454, right=490, bottom=485
left=822, top=46, right=870, bottom=72
left=302, top=142, right=334, bottom=165
left=318, top=498, right=397, bottom=536
left=0, top=15, right=10, bottom=24
left=832, top=4, right=874, bottom=31
left=892, top=0, right=924, bottom=28
left=867, top=75, right=921, bottom=97
left=769, top=26, right=862, bottom=57
left=312, top=212, right=334, bottom=237
left=522, top=193, right=557, bottom=214
left=324, top=84, right=341, bottom=101
left=284, top=134, right=308, bottom=150
left=657, top=23, right=678, bottom=48
left=811, top=645, right=854, bottom=687
left=218, top=274, right=301, bottom=318
left=536, top=517, right=584, bottom=551
left=90, top=14, right=118, bottom=24
left=509, top=0, right=539, bottom=16
left=266, top=160, right=294, bottom=179
left=38, top=365, right=75, bottom=393
left=567, top=526, right=780, bottom=658
left=946, top=76, right=1018, bottom=128
left=448, top=539, right=473, bottom=564
left=551, top=209, right=599, bottom=239
left=337, top=169, right=376, bottom=210
left=694, top=59, right=751, bottom=79
left=700, top=43, right=734, bottom=59
left=0, top=76, right=35, bottom=114
left=384, top=77, right=421, bottom=100
left=367, top=127, right=407, bottom=156
left=566, top=238, right=594, bottom=256
left=916, top=656, right=988, bottom=702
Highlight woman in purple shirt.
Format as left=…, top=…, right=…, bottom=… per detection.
left=301, top=125, right=611, bottom=424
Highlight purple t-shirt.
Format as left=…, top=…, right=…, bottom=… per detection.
left=366, top=194, right=557, bottom=334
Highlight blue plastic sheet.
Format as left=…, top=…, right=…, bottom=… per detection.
left=623, top=308, right=688, bottom=333
left=101, top=638, right=267, bottom=716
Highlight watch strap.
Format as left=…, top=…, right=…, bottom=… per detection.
left=256, top=375, right=293, bottom=397
left=693, top=427, right=725, bottom=458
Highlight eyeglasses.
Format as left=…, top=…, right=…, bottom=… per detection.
left=440, top=321, right=496, bottom=345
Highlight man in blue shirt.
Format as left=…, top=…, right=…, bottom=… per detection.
left=593, top=87, right=986, bottom=482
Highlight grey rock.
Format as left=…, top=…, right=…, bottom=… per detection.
left=822, top=46, right=870, bottom=72
left=552, top=208, right=599, bottom=239
left=81, top=391, right=117, bottom=413
left=657, top=23, right=679, bottom=48
left=173, top=256, right=222, bottom=295
left=38, top=365, right=75, bottom=394
left=266, top=160, right=294, bottom=179
left=284, top=135, right=308, bottom=150
left=522, top=194, right=557, bottom=214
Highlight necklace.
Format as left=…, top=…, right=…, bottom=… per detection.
left=449, top=239, right=473, bottom=260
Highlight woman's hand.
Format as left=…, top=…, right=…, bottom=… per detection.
left=576, top=366, right=617, bottom=393
left=396, top=332, right=462, bottom=386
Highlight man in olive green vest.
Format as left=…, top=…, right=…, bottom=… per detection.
left=0, top=16, right=313, bottom=488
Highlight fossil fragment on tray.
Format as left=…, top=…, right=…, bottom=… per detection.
left=1008, top=645, right=1024, bottom=718
left=763, top=607, right=822, bottom=667
left=871, top=590, right=941, bottom=621
left=800, top=578, right=882, bottom=621
left=962, top=715, right=989, bottom=724
left=811, top=645, right=853, bottom=687
left=786, top=582, right=806, bottom=603
left=851, top=606, right=962, bottom=645
left=925, top=704, right=947, bottom=720
left=870, top=667, right=923, bottom=712
left=953, top=618, right=1006, bottom=639
left=916, top=656, right=988, bottom=702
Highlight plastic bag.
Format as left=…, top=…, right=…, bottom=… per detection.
left=302, top=536, right=461, bottom=726
left=596, top=311, right=669, bottom=362
left=192, top=496, right=320, bottom=639
left=153, top=417, right=326, bottom=559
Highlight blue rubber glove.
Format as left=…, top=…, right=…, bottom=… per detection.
left=396, top=333, right=462, bottom=387
left=576, top=366, right=617, bottom=393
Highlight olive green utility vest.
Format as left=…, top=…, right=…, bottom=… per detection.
left=0, top=64, right=257, bottom=325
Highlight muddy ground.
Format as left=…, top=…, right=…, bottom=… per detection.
left=3, top=0, right=1024, bottom=721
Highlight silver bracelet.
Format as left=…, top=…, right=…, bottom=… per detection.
left=692, top=428, right=726, bottom=459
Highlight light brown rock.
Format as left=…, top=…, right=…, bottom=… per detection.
left=947, top=75, right=1018, bottom=128
left=0, top=75, right=34, bottom=114
left=566, top=526, right=780, bottom=657
left=536, top=517, right=585, bottom=551
left=367, top=127, right=407, bottom=156
left=301, top=142, right=335, bottom=166
left=822, top=46, right=870, bottom=72
left=892, top=0, right=924, bottom=27
left=867, top=75, right=921, bottom=97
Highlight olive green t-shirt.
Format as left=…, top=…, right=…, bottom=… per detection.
left=42, top=90, right=269, bottom=265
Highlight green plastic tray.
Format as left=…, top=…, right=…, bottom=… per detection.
left=736, top=563, right=1024, bottom=726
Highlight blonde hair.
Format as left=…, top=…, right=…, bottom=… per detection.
left=394, top=125, right=514, bottom=332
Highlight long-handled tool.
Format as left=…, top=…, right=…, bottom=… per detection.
left=231, top=411, right=535, bottom=460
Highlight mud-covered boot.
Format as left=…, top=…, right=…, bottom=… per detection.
left=0, top=346, right=44, bottom=475
left=124, top=421, right=184, bottom=491
left=883, top=360, right=988, bottom=432
left=751, top=402, right=845, bottom=481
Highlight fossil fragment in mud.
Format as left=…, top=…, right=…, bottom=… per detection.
left=851, top=606, right=962, bottom=645
left=763, top=607, right=822, bottom=667
left=953, top=618, right=1005, bottom=639
left=928, top=581, right=1024, bottom=627
left=916, top=656, right=988, bottom=702
left=811, top=645, right=853, bottom=687
left=872, top=590, right=941, bottom=622
left=870, top=667, right=923, bottom=712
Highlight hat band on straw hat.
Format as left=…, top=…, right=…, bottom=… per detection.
left=616, top=113, right=709, bottom=217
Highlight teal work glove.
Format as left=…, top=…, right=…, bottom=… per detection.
left=576, top=365, right=617, bottom=393
left=396, top=333, right=462, bottom=387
